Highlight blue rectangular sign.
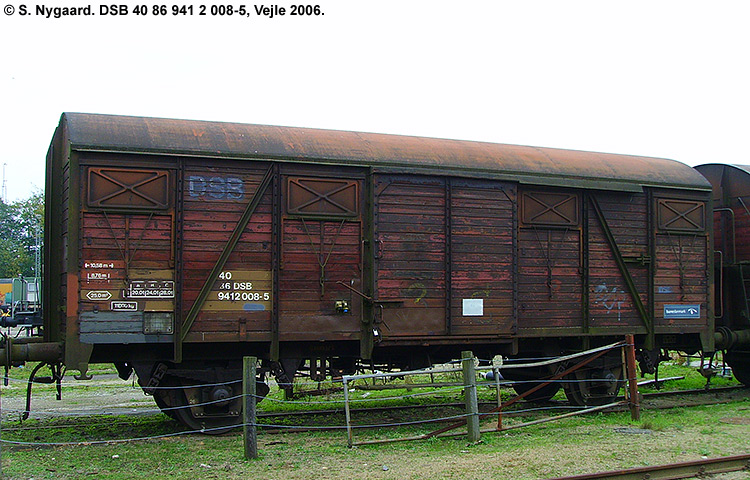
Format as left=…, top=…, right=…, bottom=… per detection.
left=663, top=304, right=701, bottom=319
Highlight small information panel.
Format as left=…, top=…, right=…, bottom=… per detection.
left=86, top=290, right=112, bottom=301
left=81, top=260, right=125, bottom=285
left=126, top=280, right=175, bottom=299
left=111, top=301, right=138, bottom=311
left=462, top=298, right=484, bottom=317
left=206, top=270, right=273, bottom=312
left=663, top=304, right=701, bottom=319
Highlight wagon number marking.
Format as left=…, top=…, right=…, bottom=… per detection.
left=217, top=271, right=270, bottom=302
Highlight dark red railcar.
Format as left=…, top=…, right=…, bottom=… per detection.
left=10, top=113, right=725, bottom=429
left=695, top=164, right=750, bottom=384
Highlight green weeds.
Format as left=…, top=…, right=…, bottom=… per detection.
left=1, top=359, right=748, bottom=479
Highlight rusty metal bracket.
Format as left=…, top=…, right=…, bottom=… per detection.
left=589, top=196, right=654, bottom=350
left=176, top=165, right=274, bottom=362
left=336, top=281, right=405, bottom=309
left=3, top=333, right=11, bottom=385
left=23, top=362, right=64, bottom=420
left=336, top=280, right=373, bottom=303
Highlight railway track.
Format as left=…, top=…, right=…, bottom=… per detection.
left=3, top=381, right=746, bottom=436
left=256, top=385, right=749, bottom=421
left=547, top=453, right=750, bottom=480
left=250, top=384, right=750, bottom=436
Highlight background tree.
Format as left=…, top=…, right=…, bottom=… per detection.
left=0, top=190, right=44, bottom=278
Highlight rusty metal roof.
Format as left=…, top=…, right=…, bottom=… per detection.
left=59, top=113, right=710, bottom=192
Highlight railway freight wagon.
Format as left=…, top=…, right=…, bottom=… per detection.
left=695, top=164, right=750, bottom=385
left=5, top=113, right=742, bottom=431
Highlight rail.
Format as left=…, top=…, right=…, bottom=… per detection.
left=547, top=453, right=750, bottom=480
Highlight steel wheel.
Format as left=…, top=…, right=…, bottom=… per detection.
left=501, top=363, right=562, bottom=403
left=170, top=380, right=243, bottom=434
left=154, top=376, right=270, bottom=434
left=725, top=351, right=750, bottom=386
left=512, top=381, right=561, bottom=402
left=152, top=375, right=180, bottom=421
left=564, top=366, right=623, bottom=406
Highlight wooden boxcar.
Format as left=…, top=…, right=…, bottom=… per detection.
left=37, top=113, right=717, bottom=429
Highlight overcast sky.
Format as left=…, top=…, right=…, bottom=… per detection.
left=1, top=1, right=748, bottom=202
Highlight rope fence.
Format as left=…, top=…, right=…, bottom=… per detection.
left=0, top=336, right=644, bottom=461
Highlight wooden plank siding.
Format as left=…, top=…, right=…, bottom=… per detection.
left=375, top=176, right=447, bottom=337
left=72, top=156, right=710, bottom=348
left=720, top=205, right=750, bottom=263
left=374, top=175, right=516, bottom=338
left=180, top=165, right=273, bottom=338
left=60, top=162, right=70, bottom=334
left=587, top=192, right=649, bottom=329
left=449, top=180, right=515, bottom=335
left=278, top=218, right=362, bottom=340
left=517, top=228, right=582, bottom=329
left=654, top=234, right=708, bottom=328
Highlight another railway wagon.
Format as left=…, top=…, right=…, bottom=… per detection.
left=695, top=164, right=750, bottom=384
left=3, top=113, right=749, bottom=431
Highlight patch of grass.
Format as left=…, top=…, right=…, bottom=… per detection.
left=3, top=396, right=749, bottom=480
left=637, top=353, right=739, bottom=392
left=1, top=358, right=748, bottom=479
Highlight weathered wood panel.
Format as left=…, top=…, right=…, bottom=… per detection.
left=180, top=165, right=273, bottom=336
left=375, top=176, right=447, bottom=336
left=518, top=228, right=582, bottom=329
left=654, top=234, right=708, bottom=328
left=278, top=218, right=362, bottom=340
left=449, top=181, right=515, bottom=335
left=79, top=212, right=174, bottom=316
left=588, top=192, right=649, bottom=328
left=715, top=205, right=750, bottom=263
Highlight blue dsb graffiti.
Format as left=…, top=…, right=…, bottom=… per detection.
left=188, top=175, right=245, bottom=200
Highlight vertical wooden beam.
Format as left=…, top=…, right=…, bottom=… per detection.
left=360, top=169, right=375, bottom=359
left=271, top=164, right=281, bottom=361
left=647, top=189, right=657, bottom=351
left=508, top=187, right=519, bottom=339
left=493, top=365, right=503, bottom=431
left=243, top=356, right=258, bottom=460
left=174, top=163, right=186, bottom=363
left=445, top=179, right=453, bottom=334
left=582, top=192, right=591, bottom=340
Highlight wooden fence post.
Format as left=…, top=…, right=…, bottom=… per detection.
left=243, top=356, right=258, bottom=460
left=462, top=351, right=480, bottom=443
left=624, top=335, right=641, bottom=421
left=344, top=377, right=354, bottom=448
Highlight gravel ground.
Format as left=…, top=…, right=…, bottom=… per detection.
left=1, top=373, right=155, bottom=420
